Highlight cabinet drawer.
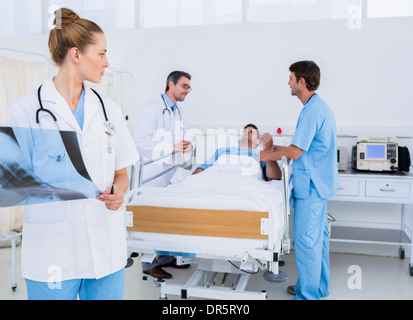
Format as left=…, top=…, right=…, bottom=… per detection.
left=365, top=182, right=410, bottom=199
left=337, top=180, right=359, bottom=196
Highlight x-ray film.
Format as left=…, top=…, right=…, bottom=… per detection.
left=0, top=127, right=100, bottom=208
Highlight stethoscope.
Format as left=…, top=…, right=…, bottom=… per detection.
left=36, top=85, right=115, bottom=161
left=161, top=94, right=183, bottom=132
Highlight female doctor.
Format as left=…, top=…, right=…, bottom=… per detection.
left=6, top=8, right=139, bottom=300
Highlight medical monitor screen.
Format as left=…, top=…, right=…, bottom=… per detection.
left=366, top=144, right=385, bottom=159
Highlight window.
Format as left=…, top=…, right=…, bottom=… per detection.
left=367, top=0, right=413, bottom=18
left=0, top=0, right=136, bottom=37
left=1, top=0, right=413, bottom=37
left=47, top=0, right=136, bottom=30
left=0, top=0, right=42, bottom=37
left=247, top=0, right=362, bottom=23
left=141, top=0, right=243, bottom=28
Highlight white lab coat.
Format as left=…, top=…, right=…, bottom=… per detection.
left=133, top=95, right=193, bottom=187
left=6, top=77, right=139, bottom=282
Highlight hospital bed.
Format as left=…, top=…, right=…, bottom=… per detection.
left=123, top=152, right=292, bottom=300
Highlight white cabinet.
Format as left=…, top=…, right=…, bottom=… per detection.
left=336, top=179, right=359, bottom=197
left=329, top=170, right=413, bottom=276
left=365, top=181, right=410, bottom=199
left=331, top=171, right=413, bottom=204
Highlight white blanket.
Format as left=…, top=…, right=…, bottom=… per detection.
left=128, top=155, right=286, bottom=249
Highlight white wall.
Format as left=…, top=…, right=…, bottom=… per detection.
left=109, top=17, right=413, bottom=136
left=2, top=17, right=412, bottom=136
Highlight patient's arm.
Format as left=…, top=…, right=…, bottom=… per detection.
left=261, top=145, right=303, bottom=162
left=192, top=168, right=204, bottom=175
left=265, top=161, right=282, bottom=180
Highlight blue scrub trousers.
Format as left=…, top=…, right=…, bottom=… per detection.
left=25, top=268, right=125, bottom=300
left=293, top=184, right=330, bottom=300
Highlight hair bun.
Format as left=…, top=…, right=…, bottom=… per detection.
left=54, top=7, right=80, bottom=27
left=48, top=7, right=103, bottom=66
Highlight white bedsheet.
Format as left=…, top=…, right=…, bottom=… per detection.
left=128, top=155, right=286, bottom=251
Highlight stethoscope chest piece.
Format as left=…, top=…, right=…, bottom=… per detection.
left=104, top=121, right=115, bottom=136
left=104, top=122, right=115, bottom=154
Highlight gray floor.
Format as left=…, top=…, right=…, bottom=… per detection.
left=1, top=242, right=412, bottom=300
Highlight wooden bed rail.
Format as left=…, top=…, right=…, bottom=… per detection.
left=126, top=205, right=269, bottom=240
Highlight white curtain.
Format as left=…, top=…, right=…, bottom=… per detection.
left=0, top=55, right=47, bottom=125
left=0, top=55, right=47, bottom=237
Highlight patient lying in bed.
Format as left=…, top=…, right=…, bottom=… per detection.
left=192, top=124, right=281, bottom=180
left=128, top=125, right=288, bottom=254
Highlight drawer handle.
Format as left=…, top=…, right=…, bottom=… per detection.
left=379, top=188, right=396, bottom=192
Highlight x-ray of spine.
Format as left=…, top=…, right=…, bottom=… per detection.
left=0, top=127, right=100, bottom=208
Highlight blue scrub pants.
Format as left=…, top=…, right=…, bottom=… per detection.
left=293, top=185, right=330, bottom=300
left=25, top=268, right=125, bottom=300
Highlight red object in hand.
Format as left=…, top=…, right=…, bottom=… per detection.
left=277, top=128, right=283, bottom=135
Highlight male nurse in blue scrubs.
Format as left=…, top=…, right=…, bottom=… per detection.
left=260, top=60, right=338, bottom=300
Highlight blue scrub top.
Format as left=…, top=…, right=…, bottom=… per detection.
left=291, top=94, right=338, bottom=200
left=71, top=88, right=85, bottom=130
left=162, top=93, right=176, bottom=114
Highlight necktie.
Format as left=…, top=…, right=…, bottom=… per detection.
left=171, top=105, right=176, bottom=115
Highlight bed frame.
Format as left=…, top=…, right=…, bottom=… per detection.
left=123, top=154, right=292, bottom=300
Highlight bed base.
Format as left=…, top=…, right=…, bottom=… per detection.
left=145, top=259, right=268, bottom=300
left=124, top=156, right=292, bottom=300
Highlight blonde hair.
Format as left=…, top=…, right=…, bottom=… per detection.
left=48, top=8, right=104, bottom=66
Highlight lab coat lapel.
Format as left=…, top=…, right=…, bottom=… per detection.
left=160, top=94, right=181, bottom=143
left=40, top=78, right=82, bottom=134
left=83, top=87, right=101, bottom=133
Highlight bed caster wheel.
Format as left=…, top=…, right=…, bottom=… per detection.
left=125, top=257, right=134, bottom=268
left=261, top=290, right=268, bottom=299
left=399, top=247, right=405, bottom=260
left=263, top=270, right=288, bottom=283
left=12, top=286, right=17, bottom=292
left=279, top=260, right=285, bottom=267
left=409, top=265, right=413, bottom=277
left=130, top=252, right=139, bottom=258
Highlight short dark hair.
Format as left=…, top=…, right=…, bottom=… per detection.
left=165, top=71, right=192, bottom=92
left=244, top=123, right=260, bottom=138
left=244, top=123, right=258, bottom=131
left=289, top=60, right=321, bottom=91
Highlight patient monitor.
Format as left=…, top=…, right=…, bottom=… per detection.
left=351, top=136, right=398, bottom=172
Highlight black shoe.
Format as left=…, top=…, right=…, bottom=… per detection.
left=143, top=266, right=172, bottom=279
left=287, top=285, right=296, bottom=296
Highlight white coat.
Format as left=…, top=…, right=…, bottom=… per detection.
left=6, top=77, right=139, bottom=282
left=133, top=95, right=193, bottom=187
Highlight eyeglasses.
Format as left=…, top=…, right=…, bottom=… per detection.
left=176, top=81, right=192, bottom=91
